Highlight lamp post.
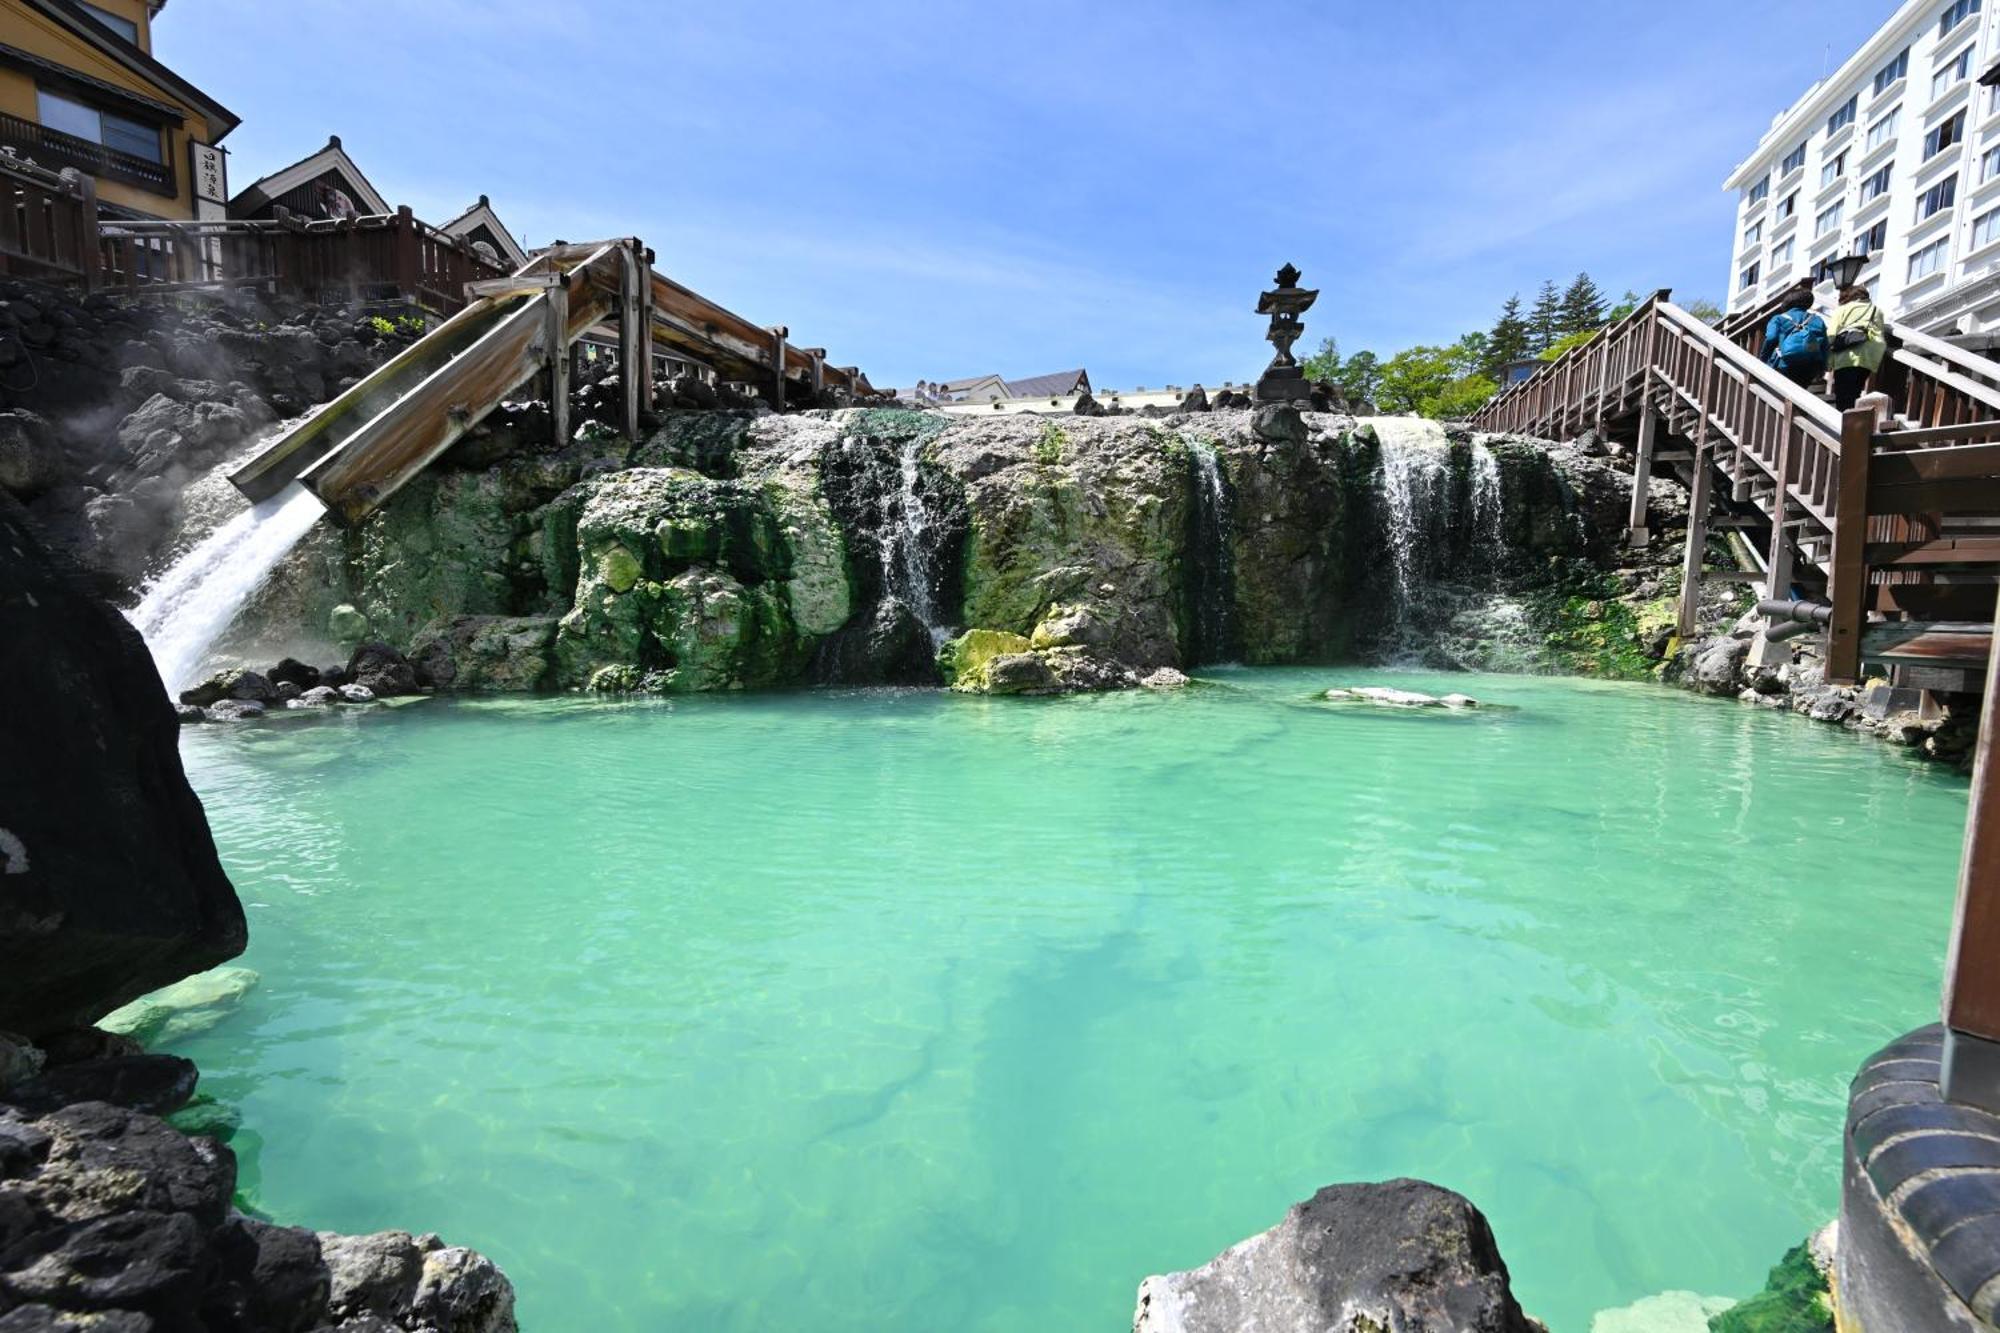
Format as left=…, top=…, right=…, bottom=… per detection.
left=1820, top=253, right=1868, bottom=289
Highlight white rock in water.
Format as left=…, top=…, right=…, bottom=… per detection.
left=1589, top=1290, right=1734, bottom=1332
left=1441, top=693, right=1480, bottom=709
left=101, top=965, right=261, bottom=1045
left=1322, top=686, right=1447, bottom=707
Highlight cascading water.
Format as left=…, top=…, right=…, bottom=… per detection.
left=1469, top=439, right=1504, bottom=571
left=129, top=484, right=326, bottom=693
left=1185, top=441, right=1236, bottom=663
left=1370, top=422, right=1510, bottom=662
left=882, top=439, right=947, bottom=644
left=1376, top=432, right=1447, bottom=647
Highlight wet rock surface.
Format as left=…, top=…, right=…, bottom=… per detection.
left=1132, top=1178, right=1543, bottom=1333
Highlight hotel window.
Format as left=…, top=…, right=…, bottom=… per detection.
left=1986, top=144, right=2000, bottom=181
left=1822, top=150, right=1848, bottom=186
left=33, top=89, right=160, bottom=163
left=1856, top=218, right=1889, bottom=256
left=1934, top=45, right=1975, bottom=100
left=1861, top=163, right=1893, bottom=200
left=1867, top=107, right=1901, bottom=150
left=1829, top=94, right=1858, bottom=134
left=1941, top=0, right=1981, bottom=38
left=76, top=2, right=138, bottom=43
left=1741, top=261, right=1761, bottom=290
left=1816, top=201, right=1844, bottom=237
left=1748, top=175, right=1770, bottom=205
left=1744, top=219, right=1763, bottom=246
left=1924, top=109, right=1967, bottom=159
left=1781, top=140, right=1808, bottom=175
left=1776, top=190, right=1798, bottom=221
left=1975, top=205, right=2000, bottom=248
left=1774, top=236, right=1796, bottom=265
left=1917, top=172, right=1959, bottom=220
left=1875, top=47, right=1910, bottom=95
left=1909, top=234, right=1950, bottom=279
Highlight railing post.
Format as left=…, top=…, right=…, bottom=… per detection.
left=392, top=206, right=419, bottom=307
left=1941, top=588, right=2000, bottom=1111
left=1748, top=402, right=1798, bottom=669
left=1824, top=407, right=1874, bottom=685
left=547, top=277, right=570, bottom=451
left=1628, top=396, right=1658, bottom=547
left=618, top=239, right=650, bottom=436
left=766, top=325, right=788, bottom=410
left=70, top=171, right=97, bottom=291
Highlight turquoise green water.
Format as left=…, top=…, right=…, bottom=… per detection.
left=172, top=669, right=1967, bottom=1331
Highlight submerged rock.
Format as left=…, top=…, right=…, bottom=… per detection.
left=1322, top=686, right=1481, bottom=709
left=1132, top=1178, right=1541, bottom=1333
left=1589, top=1290, right=1734, bottom=1331
left=409, top=615, right=558, bottom=692
left=100, top=966, right=259, bottom=1047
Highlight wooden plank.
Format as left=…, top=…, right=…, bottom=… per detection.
left=1871, top=441, right=2000, bottom=487
left=1701, top=569, right=1765, bottom=583
left=546, top=281, right=569, bottom=453
left=1866, top=537, right=2000, bottom=565
left=1942, top=590, right=2000, bottom=1046
left=1627, top=394, right=1657, bottom=544
left=1827, top=407, right=1874, bottom=684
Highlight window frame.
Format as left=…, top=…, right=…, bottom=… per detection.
left=1909, top=234, right=1951, bottom=280
left=31, top=87, right=162, bottom=164
left=1740, top=261, right=1762, bottom=290
left=1876, top=47, right=1911, bottom=95
left=1917, top=172, right=1960, bottom=222
left=1829, top=94, right=1859, bottom=134
left=1862, top=163, right=1894, bottom=201
left=1867, top=106, right=1901, bottom=151
left=75, top=2, right=138, bottom=44
left=1815, top=200, right=1845, bottom=238
left=1941, top=0, right=1981, bottom=38
left=1781, top=140, right=1809, bottom=175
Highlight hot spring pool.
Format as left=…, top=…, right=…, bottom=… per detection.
left=171, top=668, right=1967, bottom=1330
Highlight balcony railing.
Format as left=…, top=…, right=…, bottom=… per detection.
left=0, top=111, right=173, bottom=198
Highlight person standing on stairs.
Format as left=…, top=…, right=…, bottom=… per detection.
left=1763, top=283, right=1828, bottom=390
left=1827, top=284, right=1888, bottom=411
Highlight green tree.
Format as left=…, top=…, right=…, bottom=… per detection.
left=1376, top=345, right=1455, bottom=415
left=1447, top=331, right=1490, bottom=380
left=1539, top=327, right=1599, bottom=361
left=1606, top=289, right=1644, bottom=323
left=1485, top=295, right=1530, bottom=378
left=1558, top=272, right=1608, bottom=336
left=1427, top=375, right=1498, bottom=420
left=1336, top=349, right=1382, bottom=408
left=1683, top=297, right=1724, bottom=325
left=1528, top=280, right=1563, bottom=353
left=1301, top=336, right=1341, bottom=387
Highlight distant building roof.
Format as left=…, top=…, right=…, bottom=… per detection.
left=230, top=135, right=390, bottom=218
left=438, top=194, right=528, bottom=267
left=1003, top=368, right=1089, bottom=398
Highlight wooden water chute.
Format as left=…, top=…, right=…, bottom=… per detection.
left=228, top=237, right=880, bottom=526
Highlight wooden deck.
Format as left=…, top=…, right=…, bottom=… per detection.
left=1468, top=291, right=2000, bottom=686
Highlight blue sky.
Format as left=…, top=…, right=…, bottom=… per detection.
left=162, top=1, right=1895, bottom=390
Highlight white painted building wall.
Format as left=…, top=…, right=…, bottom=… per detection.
left=1724, top=0, right=2000, bottom=333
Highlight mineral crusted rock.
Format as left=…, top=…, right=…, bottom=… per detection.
left=1131, top=1179, right=1541, bottom=1333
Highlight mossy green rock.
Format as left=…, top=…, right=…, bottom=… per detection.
left=1708, top=1244, right=1831, bottom=1333
left=939, top=628, right=1033, bottom=692
left=101, top=965, right=260, bottom=1046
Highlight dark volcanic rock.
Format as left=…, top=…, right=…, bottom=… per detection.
left=1133, top=1178, right=1540, bottom=1333
left=0, top=1209, right=209, bottom=1316
left=343, top=641, right=419, bottom=697
left=204, top=1217, right=329, bottom=1333
left=810, top=597, right=935, bottom=686
left=0, top=495, right=245, bottom=1038
left=8, top=1056, right=198, bottom=1117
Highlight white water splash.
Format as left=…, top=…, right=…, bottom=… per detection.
left=1378, top=437, right=1447, bottom=629
left=128, top=484, right=326, bottom=693
left=883, top=439, right=947, bottom=643
left=1187, top=441, right=1236, bottom=663
left=1470, top=439, right=1504, bottom=566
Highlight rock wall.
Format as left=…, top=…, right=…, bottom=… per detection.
left=229, top=405, right=1625, bottom=696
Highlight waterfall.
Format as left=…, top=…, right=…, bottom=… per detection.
left=129, top=484, right=326, bottom=693
left=882, top=439, right=946, bottom=643
left=1377, top=435, right=1447, bottom=642
left=1185, top=441, right=1236, bottom=663
left=1470, top=440, right=1504, bottom=571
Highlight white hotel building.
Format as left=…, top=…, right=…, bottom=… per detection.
left=1725, top=0, right=2000, bottom=335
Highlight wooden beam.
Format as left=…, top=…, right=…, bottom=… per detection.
left=1627, top=392, right=1657, bottom=546
left=1866, top=537, right=2000, bottom=565
left=1862, top=621, right=1995, bottom=668
left=1826, top=407, right=1875, bottom=684
left=1679, top=449, right=1715, bottom=637
left=1941, top=589, right=2000, bottom=1111
left=766, top=325, right=787, bottom=410
left=546, top=279, right=569, bottom=452
left=620, top=240, right=647, bottom=440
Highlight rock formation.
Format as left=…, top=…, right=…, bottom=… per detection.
left=1131, top=1178, right=1543, bottom=1333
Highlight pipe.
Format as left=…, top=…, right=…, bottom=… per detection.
left=1763, top=618, right=1822, bottom=643
left=1755, top=599, right=1833, bottom=626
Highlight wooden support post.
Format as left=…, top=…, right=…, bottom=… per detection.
left=70, top=172, right=98, bottom=291
left=546, top=279, right=570, bottom=451
left=804, top=347, right=826, bottom=402
left=766, top=326, right=788, bottom=410
left=1940, top=588, right=2000, bottom=1112
left=1678, top=446, right=1715, bottom=640
left=1628, top=387, right=1657, bottom=547
left=1748, top=405, right=1797, bottom=669
left=618, top=240, right=647, bottom=440
left=1825, top=407, right=1874, bottom=684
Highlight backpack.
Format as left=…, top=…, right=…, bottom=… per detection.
left=1768, top=309, right=1827, bottom=370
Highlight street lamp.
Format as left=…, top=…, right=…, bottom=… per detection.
left=1821, top=253, right=1869, bottom=288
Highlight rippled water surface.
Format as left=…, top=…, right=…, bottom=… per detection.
left=174, top=669, right=1968, bottom=1331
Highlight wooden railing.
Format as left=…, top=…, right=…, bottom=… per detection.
left=97, top=206, right=508, bottom=316
left=1471, top=291, right=2000, bottom=683
left=0, top=155, right=98, bottom=286
left=0, top=112, right=173, bottom=198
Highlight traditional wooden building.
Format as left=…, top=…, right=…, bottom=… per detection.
left=0, top=0, right=238, bottom=220
left=437, top=194, right=526, bottom=269
left=227, top=134, right=386, bottom=223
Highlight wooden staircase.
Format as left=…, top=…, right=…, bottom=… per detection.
left=1470, top=291, right=2000, bottom=687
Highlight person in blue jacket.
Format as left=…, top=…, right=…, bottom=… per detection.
left=1763, top=284, right=1829, bottom=390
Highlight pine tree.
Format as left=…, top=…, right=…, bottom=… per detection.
left=1557, top=272, right=1608, bottom=337
left=1485, top=295, right=1530, bottom=378
left=1527, top=280, right=1563, bottom=353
